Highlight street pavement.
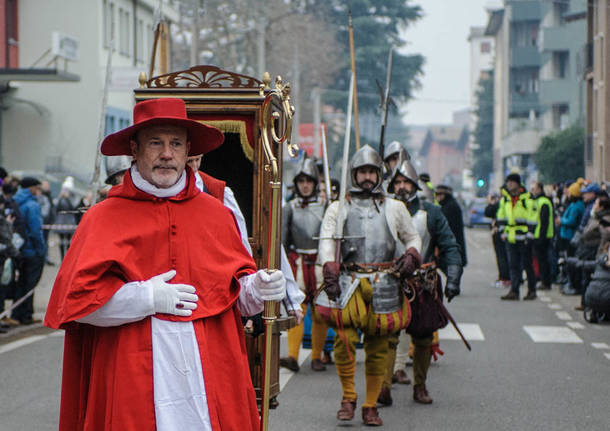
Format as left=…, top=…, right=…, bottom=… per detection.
left=270, top=228, right=610, bottom=431
left=1, top=230, right=610, bottom=430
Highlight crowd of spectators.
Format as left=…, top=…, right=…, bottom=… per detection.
left=0, top=167, right=79, bottom=332
left=485, top=172, right=610, bottom=322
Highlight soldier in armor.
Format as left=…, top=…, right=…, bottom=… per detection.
left=280, top=158, right=329, bottom=372
left=383, top=141, right=408, bottom=173
left=380, top=160, right=464, bottom=406
left=104, top=155, right=132, bottom=186
left=317, top=145, right=421, bottom=426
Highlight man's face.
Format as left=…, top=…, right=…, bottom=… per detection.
left=355, top=166, right=378, bottom=191
left=130, top=125, right=190, bottom=189
left=296, top=175, right=315, bottom=198
left=41, top=181, right=50, bottom=193
left=530, top=183, right=540, bottom=196
left=435, top=191, right=446, bottom=202
left=186, top=154, right=203, bottom=172
left=506, top=180, right=519, bottom=193
left=386, top=154, right=399, bottom=171
left=392, top=174, right=416, bottom=197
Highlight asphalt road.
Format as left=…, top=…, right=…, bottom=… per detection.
left=1, top=229, right=609, bottom=430
left=270, top=228, right=610, bottom=431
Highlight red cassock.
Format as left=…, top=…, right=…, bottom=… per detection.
left=44, top=170, right=260, bottom=431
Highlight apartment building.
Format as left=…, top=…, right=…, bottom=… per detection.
left=486, top=0, right=585, bottom=188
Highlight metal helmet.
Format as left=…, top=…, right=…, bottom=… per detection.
left=383, top=141, right=409, bottom=162
left=387, top=160, right=422, bottom=195
left=293, top=158, right=319, bottom=197
left=104, top=155, right=132, bottom=185
left=350, top=144, right=384, bottom=194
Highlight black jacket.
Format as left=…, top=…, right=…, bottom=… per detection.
left=439, top=195, right=467, bottom=266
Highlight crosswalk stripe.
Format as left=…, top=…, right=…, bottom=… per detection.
left=556, top=311, right=572, bottom=321
left=605, top=353, right=610, bottom=360
left=0, top=335, right=47, bottom=355
left=539, top=297, right=551, bottom=302
left=523, top=325, right=583, bottom=343
left=592, top=342, right=610, bottom=350
left=438, top=323, right=484, bottom=341
left=566, top=321, right=584, bottom=329
left=548, top=303, right=562, bottom=310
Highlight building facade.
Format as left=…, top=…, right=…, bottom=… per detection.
left=0, top=0, right=177, bottom=183
left=585, top=0, right=610, bottom=182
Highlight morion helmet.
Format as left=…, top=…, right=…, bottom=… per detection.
left=387, top=160, right=422, bottom=194
left=293, top=158, right=319, bottom=196
left=350, top=144, right=384, bottom=194
left=104, top=155, right=132, bottom=185
left=383, top=140, right=409, bottom=162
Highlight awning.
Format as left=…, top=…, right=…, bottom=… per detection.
left=0, top=68, right=80, bottom=82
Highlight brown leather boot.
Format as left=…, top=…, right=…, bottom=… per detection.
left=377, top=386, right=393, bottom=406
left=311, top=358, right=326, bottom=371
left=413, top=384, right=433, bottom=404
left=362, top=406, right=383, bottom=426
left=501, top=291, right=519, bottom=301
left=392, top=369, right=411, bottom=385
left=279, top=356, right=299, bottom=372
left=337, top=399, right=357, bottom=421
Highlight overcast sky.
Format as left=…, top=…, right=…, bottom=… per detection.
left=399, top=0, right=502, bottom=126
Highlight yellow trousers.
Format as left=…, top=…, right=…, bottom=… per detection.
left=286, top=304, right=330, bottom=361
left=334, top=327, right=389, bottom=407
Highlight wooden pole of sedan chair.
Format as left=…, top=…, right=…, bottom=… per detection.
left=348, top=11, right=361, bottom=151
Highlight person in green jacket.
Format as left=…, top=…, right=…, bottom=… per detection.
left=530, top=181, right=554, bottom=290
left=496, top=173, right=538, bottom=300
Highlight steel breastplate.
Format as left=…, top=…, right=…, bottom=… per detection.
left=413, top=209, right=432, bottom=262
left=341, top=197, right=395, bottom=264
left=289, top=200, right=324, bottom=252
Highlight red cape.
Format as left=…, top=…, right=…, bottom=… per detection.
left=45, top=168, right=260, bottom=431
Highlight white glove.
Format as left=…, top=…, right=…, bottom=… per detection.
left=253, top=269, right=286, bottom=301
left=149, top=270, right=198, bottom=316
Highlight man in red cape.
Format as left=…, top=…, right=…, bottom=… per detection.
left=44, top=98, right=286, bottom=431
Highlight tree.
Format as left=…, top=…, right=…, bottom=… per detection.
left=472, top=72, right=494, bottom=192
left=295, top=0, right=424, bottom=113
left=534, top=125, right=585, bottom=183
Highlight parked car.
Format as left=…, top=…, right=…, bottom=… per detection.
left=465, top=197, right=492, bottom=228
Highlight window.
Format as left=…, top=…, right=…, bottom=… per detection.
left=512, top=21, right=539, bottom=47
left=119, top=8, right=130, bottom=56
left=552, top=104, right=569, bottom=130
left=136, top=19, right=144, bottom=62
left=103, top=1, right=115, bottom=49
left=480, top=41, right=491, bottom=54
left=105, top=107, right=131, bottom=136
left=552, top=51, right=569, bottom=79
left=513, top=68, right=539, bottom=95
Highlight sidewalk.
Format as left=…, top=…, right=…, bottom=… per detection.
left=0, top=233, right=62, bottom=341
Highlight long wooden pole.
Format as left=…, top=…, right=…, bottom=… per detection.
left=348, top=11, right=361, bottom=151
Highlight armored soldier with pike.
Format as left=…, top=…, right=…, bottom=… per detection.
left=381, top=158, right=464, bottom=406
left=316, top=145, right=421, bottom=426
left=280, top=158, right=330, bottom=372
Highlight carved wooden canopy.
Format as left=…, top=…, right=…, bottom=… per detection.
left=144, top=65, right=262, bottom=89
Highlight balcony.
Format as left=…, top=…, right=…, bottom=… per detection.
left=540, top=26, right=573, bottom=52
left=510, top=46, right=541, bottom=67
left=509, top=1, right=541, bottom=21
left=510, top=91, right=540, bottom=116
left=539, top=79, right=573, bottom=105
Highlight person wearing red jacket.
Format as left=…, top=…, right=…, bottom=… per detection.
left=44, top=98, right=286, bottom=431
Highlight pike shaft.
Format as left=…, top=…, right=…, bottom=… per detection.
left=348, top=12, right=361, bottom=151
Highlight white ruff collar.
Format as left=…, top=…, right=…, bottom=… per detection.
left=130, top=164, right=187, bottom=198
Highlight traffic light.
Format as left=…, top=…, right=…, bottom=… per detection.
left=476, top=178, right=485, bottom=188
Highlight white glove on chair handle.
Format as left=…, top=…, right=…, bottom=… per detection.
left=148, top=270, right=198, bottom=317
left=253, top=270, right=286, bottom=301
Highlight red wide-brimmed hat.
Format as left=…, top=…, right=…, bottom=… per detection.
left=101, top=98, right=224, bottom=156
